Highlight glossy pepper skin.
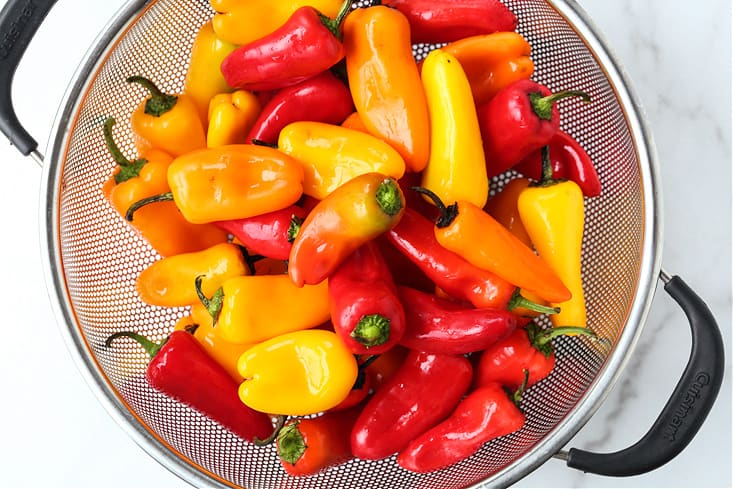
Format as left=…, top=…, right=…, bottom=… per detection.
left=214, top=205, right=307, bottom=261
left=329, top=241, right=406, bottom=354
left=383, top=0, right=517, bottom=44
left=397, top=383, right=525, bottom=473
left=478, top=79, right=590, bottom=178
left=343, top=5, right=430, bottom=173
left=276, top=405, right=361, bottom=476
left=278, top=121, right=406, bottom=200
left=127, top=76, right=206, bottom=156
left=210, top=0, right=343, bottom=46
left=484, top=177, right=533, bottom=247
left=513, top=130, right=602, bottom=197
left=517, top=149, right=588, bottom=327
left=183, top=21, right=237, bottom=124
left=220, top=1, right=352, bottom=91
left=127, top=144, right=304, bottom=224
left=206, top=90, right=261, bottom=147
left=397, top=286, right=516, bottom=355
left=415, top=188, right=572, bottom=304
left=288, top=173, right=406, bottom=287
left=475, top=322, right=596, bottom=390
left=136, top=243, right=249, bottom=307
left=440, top=32, right=534, bottom=105
left=246, top=71, right=354, bottom=146
left=105, top=329, right=273, bottom=442
left=101, top=118, right=228, bottom=257
left=420, top=49, right=488, bottom=208
left=238, top=329, right=359, bottom=416
left=198, top=274, right=330, bottom=344
left=351, top=350, right=472, bottom=460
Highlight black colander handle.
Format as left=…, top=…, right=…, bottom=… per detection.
left=0, top=0, right=59, bottom=156
left=564, top=272, right=725, bottom=476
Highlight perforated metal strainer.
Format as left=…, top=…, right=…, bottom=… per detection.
left=0, top=0, right=725, bottom=487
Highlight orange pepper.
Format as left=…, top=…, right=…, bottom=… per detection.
left=102, top=118, right=227, bottom=257
left=440, top=32, right=534, bottom=105
left=484, top=177, right=533, bottom=247
left=342, top=6, right=430, bottom=173
left=340, top=112, right=368, bottom=133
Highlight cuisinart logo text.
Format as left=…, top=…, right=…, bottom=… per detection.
left=0, top=3, right=35, bottom=60
left=662, top=372, right=711, bottom=442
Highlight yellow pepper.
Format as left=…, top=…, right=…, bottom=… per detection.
left=278, top=121, right=406, bottom=200
left=136, top=243, right=249, bottom=307
left=210, top=0, right=343, bottom=46
left=197, top=274, right=331, bottom=344
left=174, top=304, right=254, bottom=383
left=420, top=49, right=488, bottom=209
left=440, top=32, right=535, bottom=105
left=183, top=20, right=238, bottom=125
left=127, top=76, right=206, bottom=157
left=517, top=148, right=587, bottom=328
left=207, top=90, right=261, bottom=148
left=237, top=329, right=359, bottom=416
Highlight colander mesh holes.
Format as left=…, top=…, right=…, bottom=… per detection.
left=57, top=0, right=646, bottom=487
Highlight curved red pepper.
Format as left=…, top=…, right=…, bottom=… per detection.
left=397, top=383, right=525, bottom=473
left=246, top=71, right=355, bottom=145
left=105, top=330, right=273, bottom=442
left=474, top=322, right=597, bottom=390
left=478, top=79, right=590, bottom=178
left=329, top=241, right=406, bottom=354
left=214, top=205, right=307, bottom=261
left=397, top=285, right=516, bottom=355
left=513, top=130, right=602, bottom=197
left=384, top=0, right=517, bottom=44
left=350, top=350, right=472, bottom=460
left=221, top=1, right=352, bottom=91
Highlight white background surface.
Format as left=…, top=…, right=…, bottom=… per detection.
left=0, top=0, right=730, bottom=488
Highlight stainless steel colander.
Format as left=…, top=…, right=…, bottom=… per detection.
left=0, top=0, right=724, bottom=487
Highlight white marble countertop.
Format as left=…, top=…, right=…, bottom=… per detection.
left=0, top=0, right=729, bottom=488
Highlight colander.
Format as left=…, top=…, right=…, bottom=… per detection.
left=0, top=0, right=725, bottom=487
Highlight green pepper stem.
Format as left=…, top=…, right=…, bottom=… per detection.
left=507, top=288, right=561, bottom=315
left=103, top=117, right=147, bottom=184
left=254, top=415, right=287, bottom=447
left=526, top=321, right=597, bottom=358
left=375, top=178, right=404, bottom=217
left=277, top=420, right=306, bottom=465
left=125, top=191, right=174, bottom=221
left=127, top=75, right=178, bottom=117
left=105, top=331, right=166, bottom=358
left=529, top=89, right=590, bottom=121
left=409, top=186, right=458, bottom=228
left=319, top=0, right=354, bottom=38
left=351, top=314, right=391, bottom=348
left=195, top=275, right=224, bottom=325
left=506, top=368, right=530, bottom=407
left=287, top=215, right=304, bottom=243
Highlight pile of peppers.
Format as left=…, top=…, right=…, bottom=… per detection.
left=102, top=0, right=603, bottom=477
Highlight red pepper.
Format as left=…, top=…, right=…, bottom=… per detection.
left=246, top=71, right=355, bottom=145
left=386, top=208, right=557, bottom=314
left=214, top=205, right=307, bottom=261
left=329, top=241, right=406, bottom=354
left=478, top=79, right=590, bottom=178
left=383, top=0, right=517, bottom=44
left=513, top=131, right=602, bottom=197
left=474, top=322, right=597, bottom=390
left=396, top=382, right=526, bottom=473
left=276, top=405, right=361, bottom=476
left=350, top=350, right=472, bottom=460
left=220, top=1, right=353, bottom=91
left=105, top=330, right=273, bottom=442
left=397, top=285, right=516, bottom=355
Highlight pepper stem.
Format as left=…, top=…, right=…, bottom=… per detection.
left=287, top=215, right=304, bottom=243
left=410, top=187, right=458, bottom=228
left=125, top=192, right=174, bottom=221
left=375, top=178, right=404, bottom=217
left=351, top=314, right=391, bottom=348
left=529, top=89, right=590, bottom=121
left=127, top=75, right=178, bottom=117
left=195, top=275, right=224, bottom=325
left=254, top=415, right=288, bottom=447
left=105, top=331, right=166, bottom=358
left=509, top=369, right=530, bottom=406
left=526, top=321, right=597, bottom=358
left=277, top=420, right=307, bottom=465
left=319, top=0, right=354, bottom=38
left=103, top=117, right=147, bottom=184
left=507, top=289, right=560, bottom=315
